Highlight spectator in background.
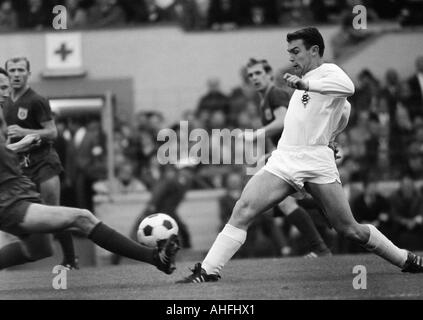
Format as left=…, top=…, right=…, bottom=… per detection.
left=94, top=160, right=146, bottom=194
left=404, top=126, right=423, bottom=179
left=394, top=82, right=414, bottom=139
left=0, top=0, right=18, bottom=32
left=178, top=0, right=209, bottom=30
left=349, top=178, right=394, bottom=252
left=277, top=0, right=313, bottom=26
left=65, top=0, right=89, bottom=29
left=137, top=130, right=160, bottom=189
left=351, top=69, right=380, bottom=117
left=348, top=110, right=370, bottom=172
left=208, top=0, right=239, bottom=30
left=119, top=0, right=149, bottom=24
left=197, top=78, right=229, bottom=119
left=19, top=0, right=51, bottom=30
left=390, top=175, right=423, bottom=251
left=88, top=0, right=127, bottom=28
left=66, top=119, right=107, bottom=212
left=238, top=0, right=279, bottom=26
left=407, top=56, right=423, bottom=121
left=380, top=69, right=402, bottom=116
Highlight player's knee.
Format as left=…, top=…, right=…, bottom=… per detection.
left=278, top=199, right=298, bottom=215
left=339, top=225, right=363, bottom=243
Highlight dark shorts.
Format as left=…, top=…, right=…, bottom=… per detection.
left=0, top=178, right=42, bottom=236
left=19, top=146, right=64, bottom=186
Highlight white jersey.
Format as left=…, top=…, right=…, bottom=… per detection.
left=279, top=63, right=355, bottom=147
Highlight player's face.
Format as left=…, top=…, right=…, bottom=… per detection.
left=0, top=73, right=11, bottom=106
left=287, top=39, right=315, bottom=76
left=247, top=64, right=272, bottom=92
left=6, top=60, right=30, bottom=90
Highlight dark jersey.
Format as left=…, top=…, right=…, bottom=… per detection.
left=259, top=85, right=290, bottom=146
left=0, top=144, right=41, bottom=235
left=0, top=144, right=25, bottom=186
left=3, top=88, right=53, bottom=147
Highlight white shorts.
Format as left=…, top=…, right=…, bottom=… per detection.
left=262, top=145, right=340, bottom=196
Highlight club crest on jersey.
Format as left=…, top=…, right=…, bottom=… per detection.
left=302, top=91, right=310, bottom=107
left=265, top=108, right=273, bottom=120
left=17, top=107, right=28, bottom=120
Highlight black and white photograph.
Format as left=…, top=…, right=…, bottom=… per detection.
left=0, top=0, right=423, bottom=307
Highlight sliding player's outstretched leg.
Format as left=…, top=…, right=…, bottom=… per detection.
left=1, top=203, right=180, bottom=275
left=177, top=170, right=294, bottom=283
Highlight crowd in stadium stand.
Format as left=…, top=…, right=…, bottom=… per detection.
left=0, top=0, right=421, bottom=32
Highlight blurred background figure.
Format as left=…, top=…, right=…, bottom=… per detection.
left=389, top=175, right=423, bottom=251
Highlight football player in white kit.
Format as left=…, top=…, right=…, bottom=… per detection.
left=178, top=27, right=423, bottom=283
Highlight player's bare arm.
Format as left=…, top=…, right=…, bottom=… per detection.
left=239, top=106, right=287, bottom=142
left=260, top=106, right=287, bottom=139
left=7, top=119, right=58, bottom=140
left=6, top=133, right=41, bottom=153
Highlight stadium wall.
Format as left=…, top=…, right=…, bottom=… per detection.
left=0, top=26, right=337, bottom=124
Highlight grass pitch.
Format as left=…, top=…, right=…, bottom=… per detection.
left=1, top=252, right=422, bottom=300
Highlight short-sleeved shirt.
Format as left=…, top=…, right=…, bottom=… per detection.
left=259, top=85, right=290, bottom=146
left=3, top=88, right=53, bottom=147
left=3, top=88, right=63, bottom=184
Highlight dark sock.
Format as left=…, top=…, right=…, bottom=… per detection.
left=0, top=242, right=31, bottom=269
left=88, top=222, right=156, bottom=265
left=55, top=231, right=76, bottom=264
left=286, top=207, right=329, bottom=253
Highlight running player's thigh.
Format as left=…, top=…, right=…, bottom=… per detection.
left=19, top=203, right=97, bottom=234
left=240, top=170, right=295, bottom=214
left=305, top=182, right=357, bottom=230
left=39, top=175, right=61, bottom=205
left=278, top=196, right=299, bottom=215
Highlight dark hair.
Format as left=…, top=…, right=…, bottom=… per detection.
left=5, top=57, right=30, bottom=72
left=287, top=27, right=325, bottom=57
left=246, top=58, right=272, bottom=74
left=0, top=67, right=8, bottom=77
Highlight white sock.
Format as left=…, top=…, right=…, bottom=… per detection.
left=202, top=224, right=247, bottom=275
left=363, top=224, right=408, bottom=268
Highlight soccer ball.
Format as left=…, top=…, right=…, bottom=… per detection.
left=137, top=213, right=179, bottom=247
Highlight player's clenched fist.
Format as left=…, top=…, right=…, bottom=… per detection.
left=283, top=73, right=309, bottom=91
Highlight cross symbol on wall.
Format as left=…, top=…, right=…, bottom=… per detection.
left=54, top=43, right=73, bottom=61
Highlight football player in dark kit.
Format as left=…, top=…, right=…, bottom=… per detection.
left=239, top=58, right=331, bottom=257
left=3, top=57, right=77, bottom=269
left=0, top=68, right=179, bottom=273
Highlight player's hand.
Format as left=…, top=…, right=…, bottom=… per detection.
left=328, top=141, right=341, bottom=160
left=283, top=73, right=309, bottom=91
left=7, top=125, right=28, bottom=139
left=20, top=133, right=41, bottom=146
